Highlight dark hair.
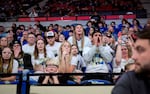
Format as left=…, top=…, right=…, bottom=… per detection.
left=132, top=18, right=140, bottom=26
left=136, top=28, right=150, bottom=41
left=23, top=53, right=33, bottom=70
left=34, top=39, right=47, bottom=59
left=91, top=29, right=101, bottom=37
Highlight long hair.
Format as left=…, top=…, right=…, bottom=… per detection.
left=58, top=41, right=72, bottom=73
left=0, top=47, right=14, bottom=73
left=72, top=24, right=85, bottom=51
left=34, top=39, right=47, bottom=59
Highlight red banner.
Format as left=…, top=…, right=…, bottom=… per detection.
left=18, top=14, right=136, bottom=22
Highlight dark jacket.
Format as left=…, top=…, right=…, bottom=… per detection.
left=23, top=53, right=33, bottom=70
left=15, top=53, right=33, bottom=70
left=112, top=71, right=150, bottom=94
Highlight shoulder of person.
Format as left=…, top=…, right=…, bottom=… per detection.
left=13, top=59, right=19, bottom=64
left=67, top=36, right=73, bottom=41
left=84, top=36, right=91, bottom=40
left=22, top=44, right=28, bottom=47
left=13, top=59, right=19, bottom=67
left=55, top=42, right=61, bottom=46
left=116, top=71, right=138, bottom=85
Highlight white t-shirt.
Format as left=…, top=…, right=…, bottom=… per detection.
left=71, top=56, right=78, bottom=66
left=32, top=52, right=55, bottom=66
left=55, top=56, right=77, bottom=66
left=46, top=42, right=61, bottom=57
left=3, top=59, right=18, bottom=73
left=113, top=58, right=135, bottom=73
left=67, top=36, right=92, bottom=51
left=22, top=44, right=35, bottom=55
left=71, top=55, right=86, bottom=71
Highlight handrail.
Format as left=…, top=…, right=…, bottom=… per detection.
left=0, top=72, right=122, bottom=94
left=26, top=72, right=122, bottom=94
left=0, top=73, right=22, bottom=94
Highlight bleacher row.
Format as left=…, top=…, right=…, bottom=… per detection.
left=0, top=0, right=147, bottom=22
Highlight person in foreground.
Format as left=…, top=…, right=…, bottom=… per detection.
left=111, top=28, right=150, bottom=94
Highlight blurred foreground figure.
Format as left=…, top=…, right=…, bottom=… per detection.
left=112, top=28, right=150, bottom=94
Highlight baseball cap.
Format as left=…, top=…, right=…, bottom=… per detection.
left=46, top=31, right=55, bottom=37
left=13, top=40, right=21, bottom=46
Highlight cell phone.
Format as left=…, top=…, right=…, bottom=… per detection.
left=122, top=35, right=128, bottom=42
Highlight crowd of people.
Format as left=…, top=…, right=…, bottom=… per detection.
left=0, top=0, right=146, bottom=21
left=42, top=0, right=145, bottom=17
left=0, top=0, right=41, bottom=21
left=0, top=17, right=150, bottom=85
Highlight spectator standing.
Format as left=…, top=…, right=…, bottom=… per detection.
left=28, top=8, right=38, bottom=18
left=90, top=11, right=101, bottom=28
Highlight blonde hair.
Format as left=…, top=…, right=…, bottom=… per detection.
left=46, top=58, right=58, bottom=66
left=72, top=24, right=85, bottom=51
left=58, top=41, right=73, bottom=73
left=122, top=45, right=132, bottom=58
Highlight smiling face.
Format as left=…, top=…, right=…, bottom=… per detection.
left=132, top=39, right=150, bottom=74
